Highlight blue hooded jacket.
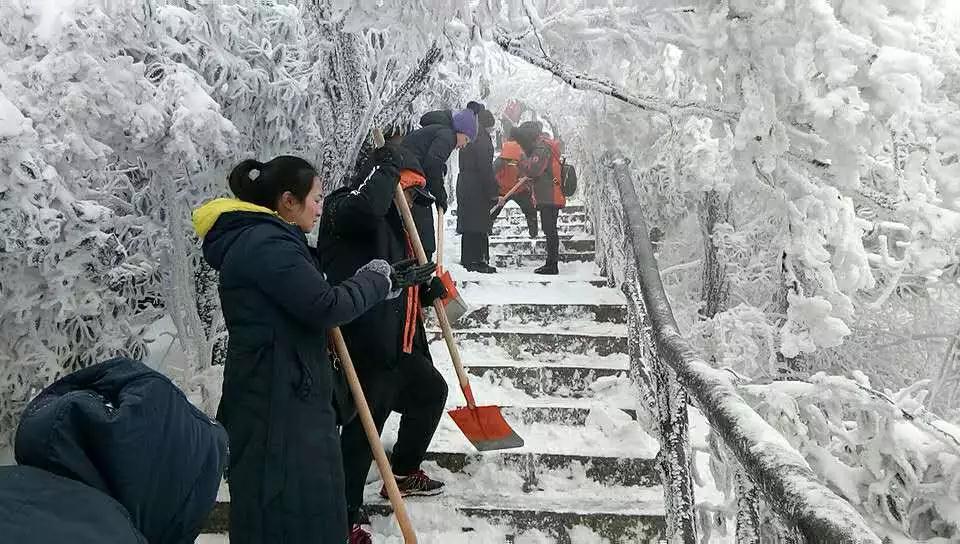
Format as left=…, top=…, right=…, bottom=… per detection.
left=2, top=357, right=228, bottom=544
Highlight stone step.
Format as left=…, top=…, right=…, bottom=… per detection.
left=490, top=213, right=588, bottom=227
left=360, top=483, right=665, bottom=544
left=489, top=224, right=592, bottom=238
left=453, top=214, right=589, bottom=231
left=431, top=329, right=627, bottom=357
left=489, top=237, right=596, bottom=254
left=456, top=278, right=609, bottom=289
left=491, top=252, right=595, bottom=268
left=496, top=404, right=636, bottom=426
left=422, top=450, right=660, bottom=488
left=467, top=362, right=628, bottom=398
left=451, top=303, right=626, bottom=327
left=451, top=203, right=586, bottom=218
left=205, top=488, right=666, bottom=543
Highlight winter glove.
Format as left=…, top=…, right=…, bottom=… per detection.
left=420, top=276, right=448, bottom=307
left=373, top=142, right=403, bottom=169
left=356, top=259, right=399, bottom=299
left=389, top=258, right=437, bottom=291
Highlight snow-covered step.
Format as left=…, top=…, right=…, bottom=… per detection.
left=490, top=213, right=589, bottom=228
left=448, top=302, right=626, bottom=328
left=453, top=276, right=622, bottom=304
left=360, top=462, right=665, bottom=543
left=467, top=363, right=630, bottom=398
left=421, top=449, right=661, bottom=488
left=384, top=412, right=658, bottom=460
left=457, top=277, right=609, bottom=289
left=452, top=203, right=586, bottom=218
left=488, top=237, right=596, bottom=254
left=489, top=223, right=593, bottom=238
left=430, top=329, right=627, bottom=357
left=490, top=252, right=596, bottom=268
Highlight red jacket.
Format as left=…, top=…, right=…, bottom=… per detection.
left=518, top=136, right=565, bottom=208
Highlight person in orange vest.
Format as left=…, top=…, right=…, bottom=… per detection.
left=513, top=121, right=567, bottom=275
left=491, top=139, right=538, bottom=239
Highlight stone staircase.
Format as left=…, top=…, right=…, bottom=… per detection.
left=199, top=202, right=670, bottom=543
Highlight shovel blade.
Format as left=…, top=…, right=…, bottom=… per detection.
left=438, top=270, right=471, bottom=324
left=448, top=405, right=524, bottom=452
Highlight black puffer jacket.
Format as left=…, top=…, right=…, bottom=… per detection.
left=194, top=201, right=390, bottom=543
left=318, top=144, right=433, bottom=369
left=401, top=122, right=457, bottom=256
left=5, top=357, right=228, bottom=544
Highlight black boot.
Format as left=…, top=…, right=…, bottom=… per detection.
left=465, top=262, right=496, bottom=274
left=534, top=262, right=558, bottom=275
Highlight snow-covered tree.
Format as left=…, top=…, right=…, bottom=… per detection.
left=0, top=0, right=471, bottom=444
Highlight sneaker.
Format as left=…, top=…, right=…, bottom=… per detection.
left=534, top=263, right=559, bottom=275
left=380, top=469, right=445, bottom=498
left=349, top=524, right=372, bottom=544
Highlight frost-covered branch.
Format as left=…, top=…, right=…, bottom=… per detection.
left=493, top=29, right=737, bottom=123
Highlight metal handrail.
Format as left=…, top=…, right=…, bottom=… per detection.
left=589, top=156, right=881, bottom=543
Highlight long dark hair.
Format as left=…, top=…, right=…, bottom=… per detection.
left=227, top=156, right=317, bottom=210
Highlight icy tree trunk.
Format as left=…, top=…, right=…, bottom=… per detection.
left=929, top=330, right=960, bottom=417
left=698, top=190, right=730, bottom=321
left=772, top=253, right=810, bottom=378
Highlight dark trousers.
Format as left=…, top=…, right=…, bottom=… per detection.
left=461, top=232, right=489, bottom=265
left=540, top=206, right=560, bottom=265
left=490, top=193, right=538, bottom=238
left=340, top=339, right=448, bottom=524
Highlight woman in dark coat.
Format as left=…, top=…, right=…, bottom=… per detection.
left=456, top=108, right=499, bottom=272
left=192, top=156, right=432, bottom=544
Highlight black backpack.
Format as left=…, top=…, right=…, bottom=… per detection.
left=560, top=157, right=578, bottom=197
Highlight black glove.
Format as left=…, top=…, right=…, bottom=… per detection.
left=389, top=258, right=437, bottom=290
left=373, top=142, right=402, bottom=168
left=421, top=276, right=449, bottom=307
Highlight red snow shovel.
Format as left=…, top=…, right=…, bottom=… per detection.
left=330, top=328, right=418, bottom=543
left=434, top=207, right=470, bottom=324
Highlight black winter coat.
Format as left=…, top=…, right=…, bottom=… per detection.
left=456, top=128, right=498, bottom=234
left=6, top=357, right=228, bottom=544
left=317, top=145, right=432, bottom=369
left=401, top=123, right=457, bottom=255
left=197, top=205, right=390, bottom=544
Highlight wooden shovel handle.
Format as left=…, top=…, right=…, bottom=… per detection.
left=436, top=207, right=444, bottom=269
left=330, top=328, right=418, bottom=544
left=393, top=185, right=477, bottom=409
left=490, top=178, right=530, bottom=216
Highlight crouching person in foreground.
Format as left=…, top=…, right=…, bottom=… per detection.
left=192, top=156, right=428, bottom=543
left=0, top=357, right=228, bottom=544
left=318, top=143, right=450, bottom=544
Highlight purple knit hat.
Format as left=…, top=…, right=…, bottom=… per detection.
left=451, top=109, right=478, bottom=141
